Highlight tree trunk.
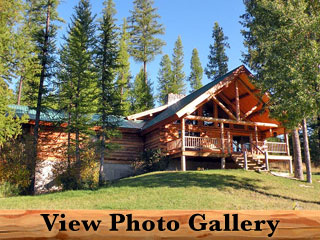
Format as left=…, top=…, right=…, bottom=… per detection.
left=17, top=75, right=24, bottom=105
left=143, top=61, right=147, bottom=84
left=302, top=118, right=312, bottom=183
left=99, top=131, right=106, bottom=185
left=32, top=2, right=51, bottom=195
left=292, top=128, right=304, bottom=180
left=317, top=115, right=320, bottom=150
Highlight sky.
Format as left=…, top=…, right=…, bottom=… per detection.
left=57, top=0, right=247, bottom=100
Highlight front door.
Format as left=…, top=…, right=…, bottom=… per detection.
left=232, top=136, right=250, bottom=152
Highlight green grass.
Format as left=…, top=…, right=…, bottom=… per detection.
left=1, top=170, right=320, bottom=209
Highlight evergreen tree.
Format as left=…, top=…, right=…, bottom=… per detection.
left=58, top=0, right=97, bottom=181
left=128, top=0, right=165, bottom=84
left=27, top=0, right=61, bottom=194
left=241, top=0, right=320, bottom=180
left=157, top=54, right=172, bottom=105
left=171, top=36, right=185, bottom=94
left=188, top=48, right=203, bottom=92
left=0, top=0, right=27, bottom=146
left=205, top=22, right=229, bottom=80
left=95, top=0, right=122, bottom=184
left=116, top=19, right=131, bottom=115
left=131, top=68, right=154, bottom=113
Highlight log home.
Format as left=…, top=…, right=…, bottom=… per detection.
left=12, top=65, right=292, bottom=191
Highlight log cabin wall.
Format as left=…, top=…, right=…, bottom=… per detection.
left=105, top=129, right=144, bottom=164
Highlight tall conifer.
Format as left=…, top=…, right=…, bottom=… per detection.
left=157, top=54, right=172, bottom=105
left=188, top=48, right=203, bottom=92
left=116, top=19, right=131, bottom=115
left=128, top=0, right=165, bottom=84
left=58, top=0, right=97, bottom=181
left=171, top=36, right=185, bottom=94
left=95, top=0, right=122, bottom=184
left=205, top=22, right=229, bottom=80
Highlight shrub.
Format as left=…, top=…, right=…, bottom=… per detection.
left=56, top=143, right=99, bottom=191
left=0, top=138, right=32, bottom=195
left=0, top=182, right=20, bottom=197
left=133, top=148, right=169, bottom=173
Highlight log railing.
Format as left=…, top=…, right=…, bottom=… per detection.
left=185, top=136, right=221, bottom=150
left=167, top=138, right=182, bottom=151
left=267, top=142, right=287, bottom=154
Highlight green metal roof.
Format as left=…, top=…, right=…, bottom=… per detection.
left=142, top=66, right=242, bottom=131
left=9, top=105, right=145, bottom=130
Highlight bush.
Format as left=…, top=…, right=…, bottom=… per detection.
left=57, top=144, right=99, bottom=191
left=133, top=148, right=169, bottom=173
left=0, top=182, right=21, bottom=197
left=0, top=139, right=32, bottom=195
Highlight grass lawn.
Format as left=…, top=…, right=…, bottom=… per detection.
left=0, top=170, right=319, bottom=210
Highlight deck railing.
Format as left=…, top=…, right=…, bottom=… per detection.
left=267, top=142, right=287, bottom=154
left=167, top=137, right=288, bottom=155
left=167, top=138, right=182, bottom=151
left=185, top=136, right=221, bottom=150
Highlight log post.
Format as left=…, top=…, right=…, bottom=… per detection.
left=289, top=159, right=293, bottom=174
left=254, top=125, right=258, bottom=146
left=265, top=151, right=269, bottom=171
left=250, top=134, right=253, bottom=154
left=181, top=118, right=186, bottom=171
left=244, top=150, right=248, bottom=170
left=214, top=101, right=218, bottom=127
left=221, top=122, right=225, bottom=169
left=227, top=131, right=231, bottom=155
left=235, top=80, right=240, bottom=121
left=284, top=131, right=290, bottom=156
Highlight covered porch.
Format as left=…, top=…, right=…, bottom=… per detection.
left=166, top=115, right=292, bottom=173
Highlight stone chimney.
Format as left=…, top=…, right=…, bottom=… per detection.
left=165, top=93, right=186, bottom=105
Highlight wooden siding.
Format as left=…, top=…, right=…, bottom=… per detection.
left=106, top=130, right=144, bottom=163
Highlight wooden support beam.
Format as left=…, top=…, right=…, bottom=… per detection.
left=181, top=118, right=185, bottom=152
left=185, top=115, right=279, bottom=128
left=220, top=122, right=225, bottom=154
left=289, top=159, right=293, bottom=174
left=284, top=131, right=290, bottom=156
left=227, top=131, right=231, bottom=155
left=235, top=80, right=240, bottom=121
left=181, top=155, right=186, bottom=171
left=214, top=101, right=218, bottom=127
left=181, top=118, right=186, bottom=171
left=265, top=151, right=269, bottom=171
left=219, top=93, right=246, bottom=120
left=254, top=125, right=258, bottom=145
left=212, top=95, right=237, bottom=120
left=221, top=157, right=226, bottom=169
left=237, top=77, right=264, bottom=105
left=244, top=151, right=248, bottom=170
left=244, top=103, right=260, bottom=119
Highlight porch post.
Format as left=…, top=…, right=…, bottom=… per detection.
left=244, top=150, right=248, bottom=170
left=235, top=80, right=240, bottom=121
left=250, top=134, right=253, bottom=154
left=227, top=131, right=231, bottom=155
left=181, top=118, right=186, bottom=171
left=284, top=131, right=290, bottom=156
left=254, top=125, right=258, bottom=146
left=265, top=151, right=269, bottom=171
left=214, top=101, right=218, bottom=127
left=289, top=159, right=293, bottom=174
left=220, top=122, right=225, bottom=169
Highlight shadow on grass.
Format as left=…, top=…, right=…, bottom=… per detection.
left=113, top=171, right=320, bottom=205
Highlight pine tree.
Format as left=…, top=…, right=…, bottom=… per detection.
left=188, top=48, right=203, bottom=92
left=95, top=0, right=122, bottom=184
left=157, top=54, right=172, bottom=105
left=116, top=19, right=131, bottom=115
left=240, top=0, right=320, bottom=180
left=58, top=0, right=97, bottom=181
left=27, top=0, right=61, bottom=194
left=131, top=68, right=154, bottom=113
left=171, top=36, right=185, bottom=94
left=0, top=0, right=27, bottom=146
left=205, top=22, right=229, bottom=80
left=128, top=0, right=165, bottom=84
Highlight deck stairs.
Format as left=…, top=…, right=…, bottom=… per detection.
left=231, top=153, right=267, bottom=171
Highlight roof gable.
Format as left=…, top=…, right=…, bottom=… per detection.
left=142, top=65, right=247, bottom=132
